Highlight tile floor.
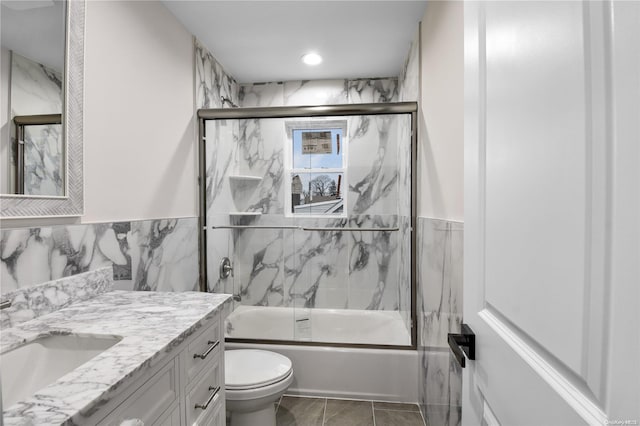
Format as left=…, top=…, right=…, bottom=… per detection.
left=275, top=396, right=426, bottom=426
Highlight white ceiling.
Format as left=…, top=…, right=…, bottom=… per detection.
left=162, top=1, right=428, bottom=84
left=0, top=0, right=65, bottom=72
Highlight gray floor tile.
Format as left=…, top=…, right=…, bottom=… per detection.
left=373, top=401, right=421, bottom=412
left=276, top=396, right=325, bottom=426
left=323, top=399, right=374, bottom=426
left=374, top=409, right=426, bottom=426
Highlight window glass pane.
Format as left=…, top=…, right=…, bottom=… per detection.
left=292, top=129, right=343, bottom=169
left=291, top=172, right=344, bottom=215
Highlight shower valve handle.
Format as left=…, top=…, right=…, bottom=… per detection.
left=220, top=257, right=233, bottom=279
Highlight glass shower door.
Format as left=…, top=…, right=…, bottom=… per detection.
left=203, top=108, right=415, bottom=347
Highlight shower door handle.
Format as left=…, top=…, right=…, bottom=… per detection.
left=448, top=323, right=476, bottom=368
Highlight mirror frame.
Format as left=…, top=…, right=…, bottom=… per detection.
left=1, top=0, right=84, bottom=218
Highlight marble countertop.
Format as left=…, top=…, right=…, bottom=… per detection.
left=1, top=290, right=232, bottom=425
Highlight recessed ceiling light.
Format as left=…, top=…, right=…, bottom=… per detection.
left=301, top=53, right=323, bottom=66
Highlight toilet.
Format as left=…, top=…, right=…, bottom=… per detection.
left=225, top=349, right=294, bottom=426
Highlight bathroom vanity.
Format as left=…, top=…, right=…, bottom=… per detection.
left=1, top=279, right=232, bottom=425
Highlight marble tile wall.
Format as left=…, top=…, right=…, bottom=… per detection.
left=417, top=217, right=463, bottom=424
left=9, top=52, right=64, bottom=196
left=209, top=112, right=405, bottom=218
left=0, top=217, right=199, bottom=295
left=397, top=29, right=419, bottom=333
left=399, top=29, right=420, bottom=103
left=219, top=112, right=408, bottom=313
left=238, top=78, right=398, bottom=107
left=194, top=38, right=242, bottom=298
left=195, top=39, right=238, bottom=109
left=221, top=214, right=402, bottom=310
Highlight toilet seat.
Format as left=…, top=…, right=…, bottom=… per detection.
left=225, top=349, right=293, bottom=390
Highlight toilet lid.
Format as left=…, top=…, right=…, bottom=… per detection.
left=225, top=349, right=293, bottom=390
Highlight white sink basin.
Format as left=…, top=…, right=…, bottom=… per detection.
left=1, top=334, right=121, bottom=409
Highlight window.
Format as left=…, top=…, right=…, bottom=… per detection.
left=285, top=120, right=347, bottom=216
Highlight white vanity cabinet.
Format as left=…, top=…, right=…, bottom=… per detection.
left=93, top=313, right=225, bottom=426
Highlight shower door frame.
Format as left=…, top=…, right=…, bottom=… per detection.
left=197, top=102, right=418, bottom=350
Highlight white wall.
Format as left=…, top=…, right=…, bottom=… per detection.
left=83, top=1, right=196, bottom=223
left=418, top=1, right=464, bottom=221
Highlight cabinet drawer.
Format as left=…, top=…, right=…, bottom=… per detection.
left=186, top=357, right=223, bottom=426
left=185, top=316, right=221, bottom=384
left=98, top=358, right=178, bottom=426
left=156, top=403, right=180, bottom=426
left=200, top=399, right=224, bottom=426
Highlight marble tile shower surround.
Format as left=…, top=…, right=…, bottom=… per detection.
left=22, top=123, right=64, bottom=196
left=419, top=351, right=462, bottom=425
left=238, top=78, right=398, bottom=107
left=399, top=29, right=420, bottom=103
left=206, top=114, right=405, bottom=217
left=0, top=267, right=113, bottom=329
left=0, top=217, right=198, bottom=294
left=396, top=31, right=418, bottom=334
left=195, top=38, right=241, bottom=303
left=216, top=214, right=402, bottom=311
left=205, top=105, right=409, bottom=221
left=195, top=38, right=239, bottom=109
left=418, top=218, right=463, bottom=348
left=204, top=111, right=410, bottom=313
left=417, top=217, right=463, bottom=423
left=196, top=42, right=414, bottom=340
left=10, top=52, right=64, bottom=196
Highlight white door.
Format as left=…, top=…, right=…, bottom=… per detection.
left=463, top=1, right=639, bottom=425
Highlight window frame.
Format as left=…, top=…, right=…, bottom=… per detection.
left=284, top=119, right=348, bottom=218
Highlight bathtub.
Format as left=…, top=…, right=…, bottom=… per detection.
left=225, top=305, right=418, bottom=403
left=225, top=305, right=411, bottom=345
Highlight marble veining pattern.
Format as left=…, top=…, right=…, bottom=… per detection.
left=195, top=39, right=242, bottom=297
left=239, top=77, right=398, bottom=108
left=227, top=215, right=401, bottom=312
left=347, top=114, right=403, bottom=215
left=399, top=29, right=420, bottom=103
left=417, top=217, right=463, bottom=423
left=195, top=38, right=238, bottom=110
left=22, top=123, right=64, bottom=196
left=130, top=219, right=199, bottom=292
left=206, top=111, right=408, bottom=310
left=1, top=290, right=232, bottom=425
left=395, top=27, right=418, bottom=336
left=237, top=82, right=284, bottom=107
left=0, top=267, right=113, bottom=329
left=236, top=118, right=285, bottom=214
left=347, top=78, right=398, bottom=104
left=418, top=218, right=463, bottom=348
left=10, top=52, right=64, bottom=196
left=0, top=217, right=198, bottom=294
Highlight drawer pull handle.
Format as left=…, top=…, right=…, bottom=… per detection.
left=195, top=386, right=220, bottom=410
left=193, top=340, right=219, bottom=360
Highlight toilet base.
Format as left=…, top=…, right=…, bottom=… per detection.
left=229, top=403, right=276, bottom=426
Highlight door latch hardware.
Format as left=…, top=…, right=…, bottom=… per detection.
left=448, top=323, right=476, bottom=368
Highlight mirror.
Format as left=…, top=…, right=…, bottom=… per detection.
left=1, top=0, right=84, bottom=217
left=1, top=1, right=66, bottom=196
